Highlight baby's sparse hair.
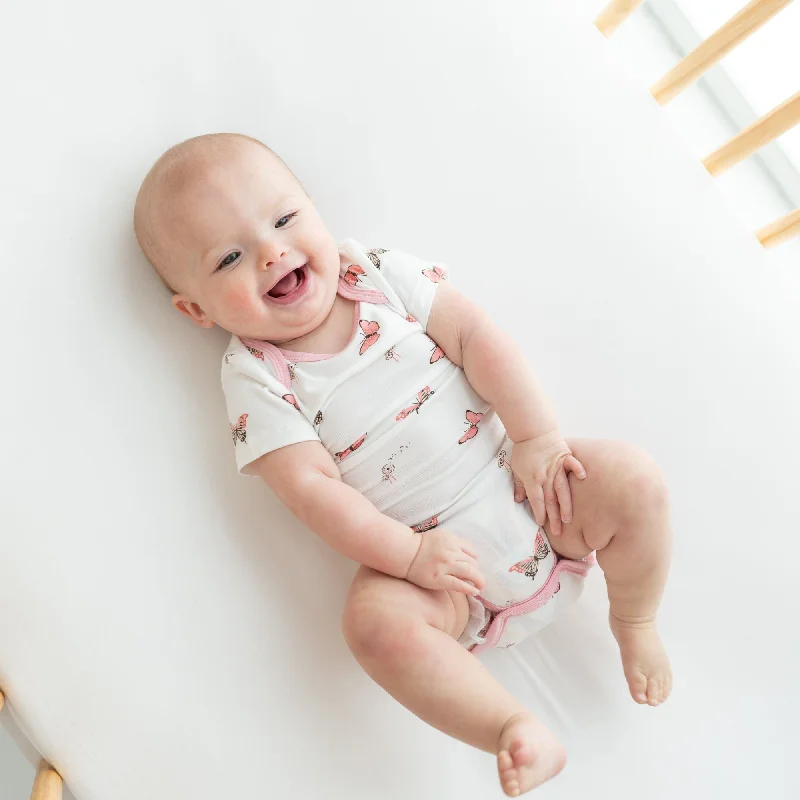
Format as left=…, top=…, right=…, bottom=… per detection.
left=133, top=132, right=300, bottom=296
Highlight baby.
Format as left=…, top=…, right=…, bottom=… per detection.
left=134, top=132, right=672, bottom=796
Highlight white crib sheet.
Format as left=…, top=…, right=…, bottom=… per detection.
left=1, top=1, right=797, bottom=798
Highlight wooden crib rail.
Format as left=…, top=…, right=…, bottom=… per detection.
left=595, top=0, right=800, bottom=248
left=649, top=0, right=793, bottom=105
left=0, top=690, right=64, bottom=800
left=703, top=91, right=800, bottom=176
left=30, top=760, right=63, bottom=800
left=594, top=0, right=645, bottom=36
left=756, top=207, right=800, bottom=247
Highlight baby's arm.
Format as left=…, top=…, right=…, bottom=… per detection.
left=247, top=441, right=484, bottom=594
left=427, top=280, right=559, bottom=443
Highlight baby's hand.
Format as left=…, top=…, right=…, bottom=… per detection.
left=405, top=528, right=485, bottom=596
left=510, top=430, right=586, bottom=536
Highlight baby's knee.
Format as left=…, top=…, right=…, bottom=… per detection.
left=341, top=598, right=422, bottom=663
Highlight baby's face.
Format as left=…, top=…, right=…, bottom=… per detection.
left=167, top=147, right=341, bottom=344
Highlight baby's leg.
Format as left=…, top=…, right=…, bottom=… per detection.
left=544, top=439, right=673, bottom=705
left=343, top=565, right=565, bottom=796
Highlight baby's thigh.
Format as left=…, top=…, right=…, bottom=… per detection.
left=342, top=565, right=470, bottom=646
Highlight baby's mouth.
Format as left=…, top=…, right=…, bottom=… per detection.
left=265, top=265, right=307, bottom=299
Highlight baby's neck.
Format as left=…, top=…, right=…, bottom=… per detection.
left=276, top=293, right=357, bottom=355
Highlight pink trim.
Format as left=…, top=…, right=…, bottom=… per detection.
left=274, top=276, right=388, bottom=362
left=336, top=275, right=389, bottom=304
left=239, top=338, right=293, bottom=390
left=470, top=556, right=593, bottom=655
left=239, top=274, right=391, bottom=372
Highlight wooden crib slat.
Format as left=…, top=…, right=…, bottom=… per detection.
left=650, top=0, right=794, bottom=105
left=594, top=0, right=644, bottom=37
left=703, top=91, right=800, bottom=175
left=30, top=759, right=63, bottom=800
left=756, top=208, right=800, bottom=247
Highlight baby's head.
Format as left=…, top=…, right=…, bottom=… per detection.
left=134, top=133, right=341, bottom=343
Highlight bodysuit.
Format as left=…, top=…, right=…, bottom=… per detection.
left=221, top=239, right=592, bottom=652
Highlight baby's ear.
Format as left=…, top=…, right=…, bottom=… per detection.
left=171, top=294, right=215, bottom=328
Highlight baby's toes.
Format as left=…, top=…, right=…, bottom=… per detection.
left=498, top=750, right=519, bottom=796
left=648, top=672, right=673, bottom=706
left=627, top=668, right=649, bottom=704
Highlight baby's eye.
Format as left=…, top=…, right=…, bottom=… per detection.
left=218, top=251, right=240, bottom=269
left=275, top=212, right=298, bottom=229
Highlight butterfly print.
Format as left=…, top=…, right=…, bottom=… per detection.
left=334, top=433, right=367, bottom=462
left=314, top=411, right=323, bottom=426
left=287, top=363, right=297, bottom=382
left=508, top=531, right=551, bottom=580
left=230, top=413, right=248, bottom=445
left=343, top=264, right=365, bottom=286
left=224, top=353, right=234, bottom=365
left=458, top=410, right=484, bottom=444
left=381, top=463, right=396, bottom=484
left=411, top=515, right=439, bottom=533
left=245, top=346, right=265, bottom=361
left=358, top=320, right=380, bottom=355
left=422, top=265, right=446, bottom=283
left=497, top=449, right=512, bottom=473
left=396, top=386, right=435, bottom=420
left=430, top=344, right=444, bottom=363
left=282, top=394, right=300, bottom=410
left=405, top=314, right=417, bottom=324
left=366, top=248, right=388, bottom=268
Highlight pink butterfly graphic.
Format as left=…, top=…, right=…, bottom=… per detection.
left=422, top=265, right=446, bottom=283
left=508, top=531, right=551, bottom=580
left=396, top=386, right=435, bottom=420
left=245, top=346, right=265, bottom=361
left=385, top=346, right=401, bottom=362
left=430, top=344, right=444, bottom=363
left=282, top=394, right=300, bottom=410
left=230, top=413, right=248, bottom=445
left=335, top=433, right=367, bottom=462
left=405, top=314, right=417, bottom=324
left=411, top=515, right=439, bottom=533
left=343, top=264, right=365, bottom=286
left=358, top=320, right=380, bottom=355
left=458, top=410, right=484, bottom=444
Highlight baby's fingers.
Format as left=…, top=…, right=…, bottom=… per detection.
left=451, top=560, right=486, bottom=592
left=445, top=577, right=482, bottom=596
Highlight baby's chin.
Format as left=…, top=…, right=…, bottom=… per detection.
left=228, top=278, right=338, bottom=342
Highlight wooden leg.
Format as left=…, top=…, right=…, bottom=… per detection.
left=30, top=759, right=63, bottom=800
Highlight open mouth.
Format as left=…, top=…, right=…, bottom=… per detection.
left=264, top=265, right=308, bottom=303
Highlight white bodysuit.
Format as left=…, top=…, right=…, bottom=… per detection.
left=221, top=239, right=592, bottom=652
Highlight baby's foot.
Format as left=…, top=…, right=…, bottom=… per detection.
left=609, top=613, right=673, bottom=706
left=496, top=712, right=566, bottom=797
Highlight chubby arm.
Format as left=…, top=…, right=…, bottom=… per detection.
left=247, top=440, right=422, bottom=578
left=427, top=280, right=559, bottom=443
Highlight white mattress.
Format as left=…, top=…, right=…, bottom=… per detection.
left=1, top=1, right=798, bottom=798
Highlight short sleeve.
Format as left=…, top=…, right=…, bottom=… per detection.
left=368, top=248, right=449, bottom=330
left=221, top=358, right=321, bottom=477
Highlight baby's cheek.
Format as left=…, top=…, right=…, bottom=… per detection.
left=223, top=284, right=258, bottom=314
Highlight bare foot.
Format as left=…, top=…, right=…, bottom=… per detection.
left=496, top=712, right=566, bottom=797
left=609, top=613, right=673, bottom=706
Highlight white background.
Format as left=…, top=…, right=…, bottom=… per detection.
left=1, top=1, right=798, bottom=798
